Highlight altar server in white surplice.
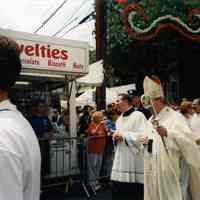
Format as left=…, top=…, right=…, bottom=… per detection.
left=111, top=93, right=147, bottom=200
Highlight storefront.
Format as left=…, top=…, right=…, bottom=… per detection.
left=0, top=28, right=89, bottom=178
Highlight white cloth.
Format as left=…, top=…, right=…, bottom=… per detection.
left=191, top=113, right=200, bottom=136
left=179, top=115, right=193, bottom=200
left=111, top=110, right=147, bottom=183
left=144, top=106, right=200, bottom=200
left=179, top=159, right=190, bottom=200
left=180, top=114, right=200, bottom=142
left=0, top=100, right=41, bottom=200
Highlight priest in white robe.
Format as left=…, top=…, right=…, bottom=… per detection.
left=140, top=75, right=200, bottom=200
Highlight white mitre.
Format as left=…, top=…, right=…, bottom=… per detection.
left=143, top=75, right=164, bottom=98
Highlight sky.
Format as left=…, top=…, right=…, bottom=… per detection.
left=0, top=0, right=95, bottom=48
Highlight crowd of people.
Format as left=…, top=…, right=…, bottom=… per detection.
left=0, top=34, right=200, bottom=200
left=74, top=77, right=200, bottom=200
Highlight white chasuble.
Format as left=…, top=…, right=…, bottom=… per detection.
left=144, top=106, right=200, bottom=200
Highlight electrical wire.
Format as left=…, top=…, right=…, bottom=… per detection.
left=52, top=17, right=78, bottom=37
left=34, top=0, right=69, bottom=33
left=41, top=3, right=55, bottom=18
left=59, top=12, right=94, bottom=38
left=52, top=0, right=89, bottom=37
left=59, top=24, right=80, bottom=38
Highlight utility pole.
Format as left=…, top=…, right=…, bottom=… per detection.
left=95, top=0, right=107, bottom=110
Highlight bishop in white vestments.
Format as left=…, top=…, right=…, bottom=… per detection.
left=140, top=76, right=200, bottom=200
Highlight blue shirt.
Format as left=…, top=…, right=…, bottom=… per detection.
left=30, top=115, right=53, bottom=138
left=106, top=119, right=116, bottom=135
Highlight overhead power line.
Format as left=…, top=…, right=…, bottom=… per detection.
left=79, top=11, right=94, bottom=24
left=52, top=17, right=78, bottom=37
left=59, top=20, right=92, bottom=38
left=59, top=11, right=95, bottom=38
left=34, top=0, right=69, bottom=33
left=52, top=0, right=89, bottom=37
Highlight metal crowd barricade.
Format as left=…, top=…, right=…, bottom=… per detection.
left=38, top=137, right=77, bottom=187
left=38, top=135, right=114, bottom=197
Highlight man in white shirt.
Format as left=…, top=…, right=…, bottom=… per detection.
left=0, top=35, right=41, bottom=200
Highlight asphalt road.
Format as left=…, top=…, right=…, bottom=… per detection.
left=40, top=184, right=112, bottom=200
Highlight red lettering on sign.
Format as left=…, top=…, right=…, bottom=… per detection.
left=25, top=45, right=34, bottom=56
left=52, top=49, right=60, bottom=59
left=61, top=50, right=68, bottom=60
left=18, top=43, right=69, bottom=61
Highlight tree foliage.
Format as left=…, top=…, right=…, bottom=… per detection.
left=106, top=0, right=200, bottom=91
left=89, top=50, right=96, bottom=64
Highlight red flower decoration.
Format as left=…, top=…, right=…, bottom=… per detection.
left=116, top=0, right=127, bottom=4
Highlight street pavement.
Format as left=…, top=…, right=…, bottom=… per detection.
left=40, top=190, right=111, bottom=200
left=40, top=184, right=112, bottom=200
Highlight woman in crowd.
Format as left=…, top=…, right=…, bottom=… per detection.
left=87, top=111, right=108, bottom=191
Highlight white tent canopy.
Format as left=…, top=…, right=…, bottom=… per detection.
left=76, top=88, right=118, bottom=107
left=76, top=84, right=136, bottom=107
left=76, top=60, right=103, bottom=86
left=110, top=84, right=136, bottom=95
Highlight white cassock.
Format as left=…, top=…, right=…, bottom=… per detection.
left=111, top=109, right=147, bottom=183
left=144, top=106, right=200, bottom=200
